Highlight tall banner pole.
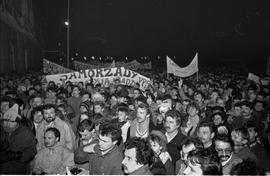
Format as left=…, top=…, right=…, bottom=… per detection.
left=196, top=52, right=199, bottom=82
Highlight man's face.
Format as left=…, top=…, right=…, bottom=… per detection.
left=181, top=144, right=195, bottom=163
left=197, top=127, right=213, bottom=146
left=33, top=111, right=43, bottom=124
left=136, top=107, right=148, bottom=123
left=194, top=93, right=203, bottom=103
left=33, top=97, right=43, bottom=108
left=44, top=131, right=59, bottom=148
left=133, top=90, right=140, bottom=99
left=164, top=116, right=179, bottom=133
left=241, top=105, right=252, bottom=117
left=98, top=134, right=116, bottom=152
left=122, top=148, right=142, bottom=174
left=72, top=87, right=80, bottom=97
left=43, top=108, right=56, bottom=123
left=213, top=114, right=223, bottom=126
left=215, top=140, right=233, bottom=162
left=117, top=111, right=127, bottom=122
left=94, top=105, right=103, bottom=114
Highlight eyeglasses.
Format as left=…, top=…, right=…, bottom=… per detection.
left=215, top=147, right=232, bottom=154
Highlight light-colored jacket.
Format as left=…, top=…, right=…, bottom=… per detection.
left=36, top=117, right=76, bottom=151
left=33, top=144, right=74, bottom=174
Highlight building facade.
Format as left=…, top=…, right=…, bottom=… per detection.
left=0, top=0, right=42, bottom=73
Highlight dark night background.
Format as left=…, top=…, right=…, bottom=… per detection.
left=38, top=0, right=270, bottom=75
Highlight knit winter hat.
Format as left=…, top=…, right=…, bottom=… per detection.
left=80, top=100, right=92, bottom=113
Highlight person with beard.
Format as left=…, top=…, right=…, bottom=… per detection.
left=88, top=121, right=123, bottom=175
left=33, top=127, right=74, bottom=174
left=36, top=104, right=76, bottom=151
left=214, top=133, right=242, bottom=175
left=164, top=109, right=186, bottom=171
left=0, top=104, right=37, bottom=174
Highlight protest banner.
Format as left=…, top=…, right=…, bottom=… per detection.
left=266, top=55, right=270, bottom=76
left=167, top=53, right=198, bottom=77
left=247, top=73, right=260, bottom=85
left=45, top=67, right=151, bottom=90
left=74, top=60, right=115, bottom=70
left=142, top=61, right=152, bottom=70
left=43, top=59, right=73, bottom=74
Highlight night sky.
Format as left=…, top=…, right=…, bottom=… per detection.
left=38, top=0, right=270, bottom=71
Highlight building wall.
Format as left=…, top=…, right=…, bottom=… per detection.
left=0, top=0, right=42, bottom=74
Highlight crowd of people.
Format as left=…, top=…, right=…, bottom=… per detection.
left=0, top=66, right=270, bottom=175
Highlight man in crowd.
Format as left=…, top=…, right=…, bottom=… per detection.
left=183, top=149, right=222, bottom=175
left=0, top=104, right=37, bottom=174
left=128, top=103, right=153, bottom=139
left=88, top=121, right=123, bottom=175
left=197, top=121, right=216, bottom=153
left=214, top=133, right=242, bottom=175
left=36, top=104, right=76, bottom=151
left=175, top=136, right=204, bottom=175
left=33, top=127, right=74, bottom=174
left=122, top=137, right=152, bottom=175
left=247, top=123, right=270, bottom=171
left=164, top=109, right=186, bottom=170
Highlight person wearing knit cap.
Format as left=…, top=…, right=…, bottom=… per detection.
left=135, top=95, right=148, bottom=108
left=148, top=130, right=174, bottom=175
left=0, top=104, right=37, bottom=174
left=117, top=89, right=129, bottom=104
left=79, top=100, right=93, bottom=115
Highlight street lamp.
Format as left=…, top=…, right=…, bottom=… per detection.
left=65, top=0, right=70, bottom=68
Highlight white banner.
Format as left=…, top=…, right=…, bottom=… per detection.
left=248, top=73, right=260, bottom=85
left=45, top=67, right=151, bottom=90
left=43, top=59, right=73, bottom=74
left=167, top=53, right=198, bottom=77
left=266, top=56, right=270, bottom=76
